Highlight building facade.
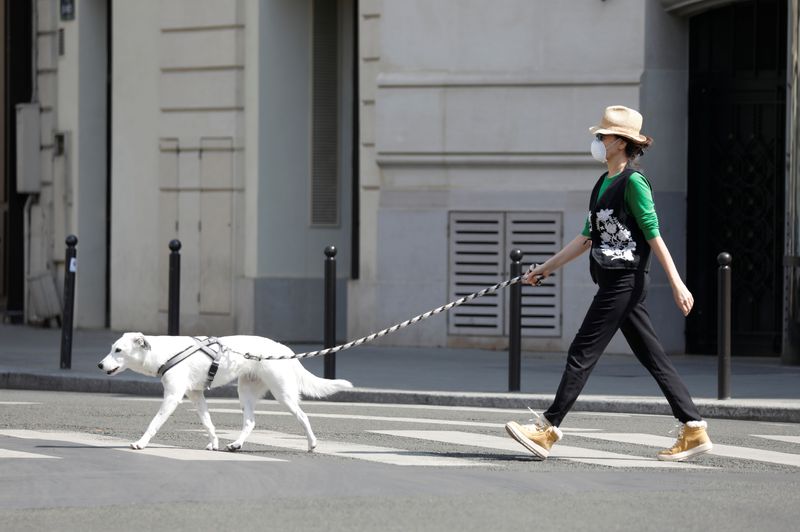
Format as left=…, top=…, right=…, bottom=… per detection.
left=2, top=0, right=798, bottom=363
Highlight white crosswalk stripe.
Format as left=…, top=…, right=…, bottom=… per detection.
left=372, top=430, right=710, bottom=469
left=2, top=423, right=797, bottom=469
left=568, top=432, right=800, bottom=468
left=0, top=448, right=59, bottom=459
left=0, top=430, right=284, bottom=462
left=208, top=407, right=601, bottom=432
left=216, top=429, right=484, bottom=467
left=751, top=434, right=800, bottom=445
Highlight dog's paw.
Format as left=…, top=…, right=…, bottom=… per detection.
left=130, top=441, right=147, bottom=450
left=307, top=440, right=317, bottom=453
left=206, top=441, right=220, bottom=451
left=226, top=442, right=242, bottom=452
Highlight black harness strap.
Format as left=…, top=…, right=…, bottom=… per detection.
left=156, top=336, right=224, bottom=389
left=198, top=339, right=223, bottom=389
left=156, top=342, right=200, bottom=377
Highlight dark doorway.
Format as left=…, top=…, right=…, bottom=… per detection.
left=686, top=0, right=787, bottom=356
left=2, top=0, right=32, bottom=322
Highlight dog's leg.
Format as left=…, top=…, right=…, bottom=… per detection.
left=273, top=392, right=317, bottom=452
left=226, top=377, right=266, bottom=452
left=186, top=390, right=219, bottom=451
left=132, top=390, right=183, bottom=450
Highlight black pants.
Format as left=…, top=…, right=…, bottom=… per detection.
left=543, top=268, right=702, bottom=427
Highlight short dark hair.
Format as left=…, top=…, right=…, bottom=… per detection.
left=623, top=136, right=653, bottom=160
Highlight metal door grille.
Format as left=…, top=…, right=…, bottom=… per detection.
left=686, top=0, right=786, bottom=355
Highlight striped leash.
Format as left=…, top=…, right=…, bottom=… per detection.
left=242, top=266, right=543, bottom=361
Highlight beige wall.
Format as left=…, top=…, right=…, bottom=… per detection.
left=28, top=0, right=698, bottom=351
left=350, top=0, right=691, bottom=353
left=110, top=0, right=354, bottom=339
left=25, top=0, right=107, bottom=328
left=109, top=0, right=161, bottom=331
left=111, top=0, right=246, bottom=334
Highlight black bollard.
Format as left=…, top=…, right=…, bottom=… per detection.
left=508, top=249, right=523, bottom=392
left=168, top=239, right=182, bottom=336
left=59, top=235, right=78, bottom=369
left=324, top=246, right=337, bottom=379
left=717, top=252, right=732, bottom=400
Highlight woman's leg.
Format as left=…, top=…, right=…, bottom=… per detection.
left=620, top=302, right=703, bottom=423
left=619, top=296, right=712, bottom=461
left=544, top=272, right=642, bottom=426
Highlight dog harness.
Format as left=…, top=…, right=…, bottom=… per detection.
left=156, top=336, right=223, bottom=389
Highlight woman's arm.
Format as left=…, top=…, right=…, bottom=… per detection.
left=524, top=234, right=591, bottom=285
left=648, top=235, right=694, bottom=316
left=624, top=174, right=691, bottom=315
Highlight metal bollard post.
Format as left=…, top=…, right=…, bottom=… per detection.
left=59, top=235, right=78, bottom=369
left=324, top=246, right=337, bottom=379
left=717, top=252, right=732, bottom=400
left=508, top=249, right=523, bottom=392
left=168, top=239, right=182, bottom=336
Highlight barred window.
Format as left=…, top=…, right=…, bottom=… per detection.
left=311, top=0, right=339, bottom=226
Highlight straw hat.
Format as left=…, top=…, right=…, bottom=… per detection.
left=589, top=105, right=649, bottom=144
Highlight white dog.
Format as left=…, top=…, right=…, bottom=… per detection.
left=98, top=332, right=352, bottom=452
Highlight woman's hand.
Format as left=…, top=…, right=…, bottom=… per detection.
left=523, top=263, right=549, bottom=286
left=672, top=281, right=694, bottom=316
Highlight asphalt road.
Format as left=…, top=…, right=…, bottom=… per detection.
left=1, top=389, right=799, bottom=531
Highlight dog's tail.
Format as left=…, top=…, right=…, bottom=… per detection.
left=297, top=365, right=353, bottom=399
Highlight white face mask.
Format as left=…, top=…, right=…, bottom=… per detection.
left=590, top=137, right=619, bottom=163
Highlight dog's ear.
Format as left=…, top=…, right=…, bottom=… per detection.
left=134, top=335, right=151, bottom=351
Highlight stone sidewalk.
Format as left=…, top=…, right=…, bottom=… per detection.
left=1, top=323, right=799, bottom=422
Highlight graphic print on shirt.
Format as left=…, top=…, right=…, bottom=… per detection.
left=594, top=208, right=636, bottom=262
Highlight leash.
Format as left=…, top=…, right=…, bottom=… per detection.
left=242, top=267, right=543, bottom=362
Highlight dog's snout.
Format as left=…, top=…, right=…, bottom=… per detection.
left=98, top=363, right=104, bottom=369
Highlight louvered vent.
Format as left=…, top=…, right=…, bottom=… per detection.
left=311, top=0, right=339, bottom=226
left=448, top=211, right=562, bottom=337
left=505, top=212, right=562, bottom=337
left=448, top=212, right=505, bottom=335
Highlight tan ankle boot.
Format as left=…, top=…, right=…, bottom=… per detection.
left=657, top=420, right=713, bottom=461
left=505, top=417, right=562, bottom=460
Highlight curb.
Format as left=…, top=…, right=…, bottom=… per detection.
left=2, top=371, right=799, bottom=423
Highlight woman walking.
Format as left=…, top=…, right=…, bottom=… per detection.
left=505, top=105, right=712, bottom=462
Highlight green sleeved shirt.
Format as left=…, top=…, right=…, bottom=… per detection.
left=581, top=171, right=660, bottom=240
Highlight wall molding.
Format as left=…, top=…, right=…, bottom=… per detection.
left=376, top=71, right=642, bottom=89
left=376, top=152, right=596, bottom=167
left=659, top=0, right=744, bottom=17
